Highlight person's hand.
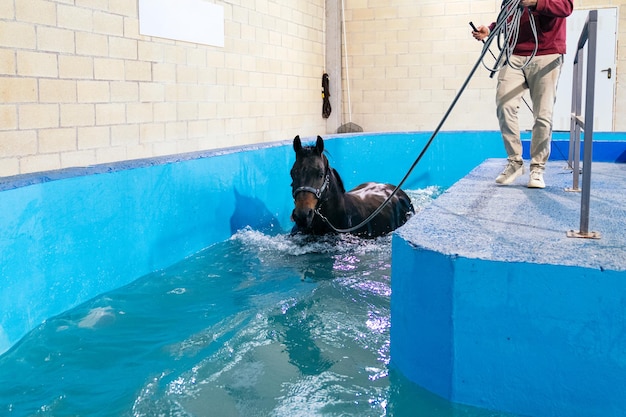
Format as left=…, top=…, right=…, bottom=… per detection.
left=520, top=0, right=538, bottom=8
left=472, top=25, right=489, bottom=41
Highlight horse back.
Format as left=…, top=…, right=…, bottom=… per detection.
left=345, top=182, right=414, bottom=237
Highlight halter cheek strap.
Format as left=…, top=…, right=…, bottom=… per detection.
left=292, top=173, right=330, bottom=200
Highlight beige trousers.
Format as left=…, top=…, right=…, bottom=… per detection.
left=496, top=53, right=563, bottom=171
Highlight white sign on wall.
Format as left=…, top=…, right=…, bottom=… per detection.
left=139, top=0, right=224, bottom=47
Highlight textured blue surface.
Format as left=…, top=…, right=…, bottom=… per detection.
left=397, top=159, right=626, bottom=270
left=391, top=158, right=626, bottom=417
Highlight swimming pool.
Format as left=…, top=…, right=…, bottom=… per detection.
left=0, top=130, right=514, bottom=355
left=1, top=131, right=625, bottom=416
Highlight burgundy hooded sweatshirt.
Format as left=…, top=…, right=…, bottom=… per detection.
left=490, top=0, right=574, bottom=56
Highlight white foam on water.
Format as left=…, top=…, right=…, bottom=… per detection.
left=77, top=306, right=116, bottom=329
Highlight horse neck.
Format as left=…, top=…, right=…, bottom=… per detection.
left=319, top=167, right=348, bottom=217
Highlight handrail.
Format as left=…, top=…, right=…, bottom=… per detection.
left=566, top=10, right=600, bottom=239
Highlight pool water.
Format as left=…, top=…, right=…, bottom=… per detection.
left=0, top=188, right=516, bottom=417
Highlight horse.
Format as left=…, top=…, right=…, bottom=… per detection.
left=290, top=135, right=414, bottom=238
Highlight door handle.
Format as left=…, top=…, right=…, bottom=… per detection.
left=601, top=68, right=612, bottom=79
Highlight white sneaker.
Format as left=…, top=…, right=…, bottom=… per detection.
left=495, top=161, right=524, bottom=185
left=527, top=169, right=545, bottom=188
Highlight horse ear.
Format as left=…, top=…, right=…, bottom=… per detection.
left=293, top=135, right=302, bottom=152
left=315, top=135, right=324, bottom=154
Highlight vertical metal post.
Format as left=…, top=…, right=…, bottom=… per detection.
left=567, top=56, right=576, bottom=168
left=579, top=10, right=597, bottom=235
left=567, top=48, right=583, bottom=191
left=567, top=10, right=600, bottom=239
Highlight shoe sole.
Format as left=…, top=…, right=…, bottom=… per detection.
left=527, top=181, right=545, bottom=189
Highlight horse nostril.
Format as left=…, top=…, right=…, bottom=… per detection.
left=292, top=206, right=315, bottom=228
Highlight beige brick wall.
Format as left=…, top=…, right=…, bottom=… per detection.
left=0, top=0, right=326, bottom=177
left=342, top=0, right=625, bottom=133
left=0, top=0, right=624, bottom=177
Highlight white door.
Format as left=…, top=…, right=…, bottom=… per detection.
left=552, top=8, right=617, bottom=132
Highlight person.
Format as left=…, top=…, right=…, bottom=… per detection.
left=472, top=0, right=574, bottom=188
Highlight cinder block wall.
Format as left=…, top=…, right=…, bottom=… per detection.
left=0, top=0, right=326, bottom=177
left=341, top=0, right=625, bottom=133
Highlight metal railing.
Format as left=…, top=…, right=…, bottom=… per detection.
left=566, top=9, right=600, bottom=239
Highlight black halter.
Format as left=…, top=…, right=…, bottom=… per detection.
left=292, top=172, right=330, bottom=200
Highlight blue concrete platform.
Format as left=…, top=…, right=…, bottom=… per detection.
left=391, top=158, right=626, bottom=417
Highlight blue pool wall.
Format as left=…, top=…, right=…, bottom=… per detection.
left=0, top=130, right=624, bottom=357
left=391, top=243, right=626, bottom=417
left=0, top=130, right=496, bottom=353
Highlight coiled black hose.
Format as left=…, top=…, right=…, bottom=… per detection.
left=322, top=73, right=331, bottom=119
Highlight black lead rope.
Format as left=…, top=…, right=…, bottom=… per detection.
left=317, top=0, right=528, bottom=234
left=322, top=73, right=331, bottom=119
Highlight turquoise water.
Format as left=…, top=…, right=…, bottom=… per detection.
left=0, top=188, right=515, bottom=417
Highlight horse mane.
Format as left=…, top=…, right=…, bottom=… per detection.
left=317, top=151, right=346, bottom=194
left=330, top=167, right=346, bottom=193
left=316, top=149, right=347, bottom=194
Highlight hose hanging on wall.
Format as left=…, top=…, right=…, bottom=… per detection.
left=322, top=73, right=331, bottom=118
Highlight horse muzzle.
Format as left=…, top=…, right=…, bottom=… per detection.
left=291, top=192, right=318, bottom=229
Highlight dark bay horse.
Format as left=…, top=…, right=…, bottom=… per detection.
left=290, top=135, right=414, bottom=237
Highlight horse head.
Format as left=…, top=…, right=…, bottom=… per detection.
left=290, top=135, right=330, bottom=230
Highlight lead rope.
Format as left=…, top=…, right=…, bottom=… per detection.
left=316, top=0, right=535, bottom=234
